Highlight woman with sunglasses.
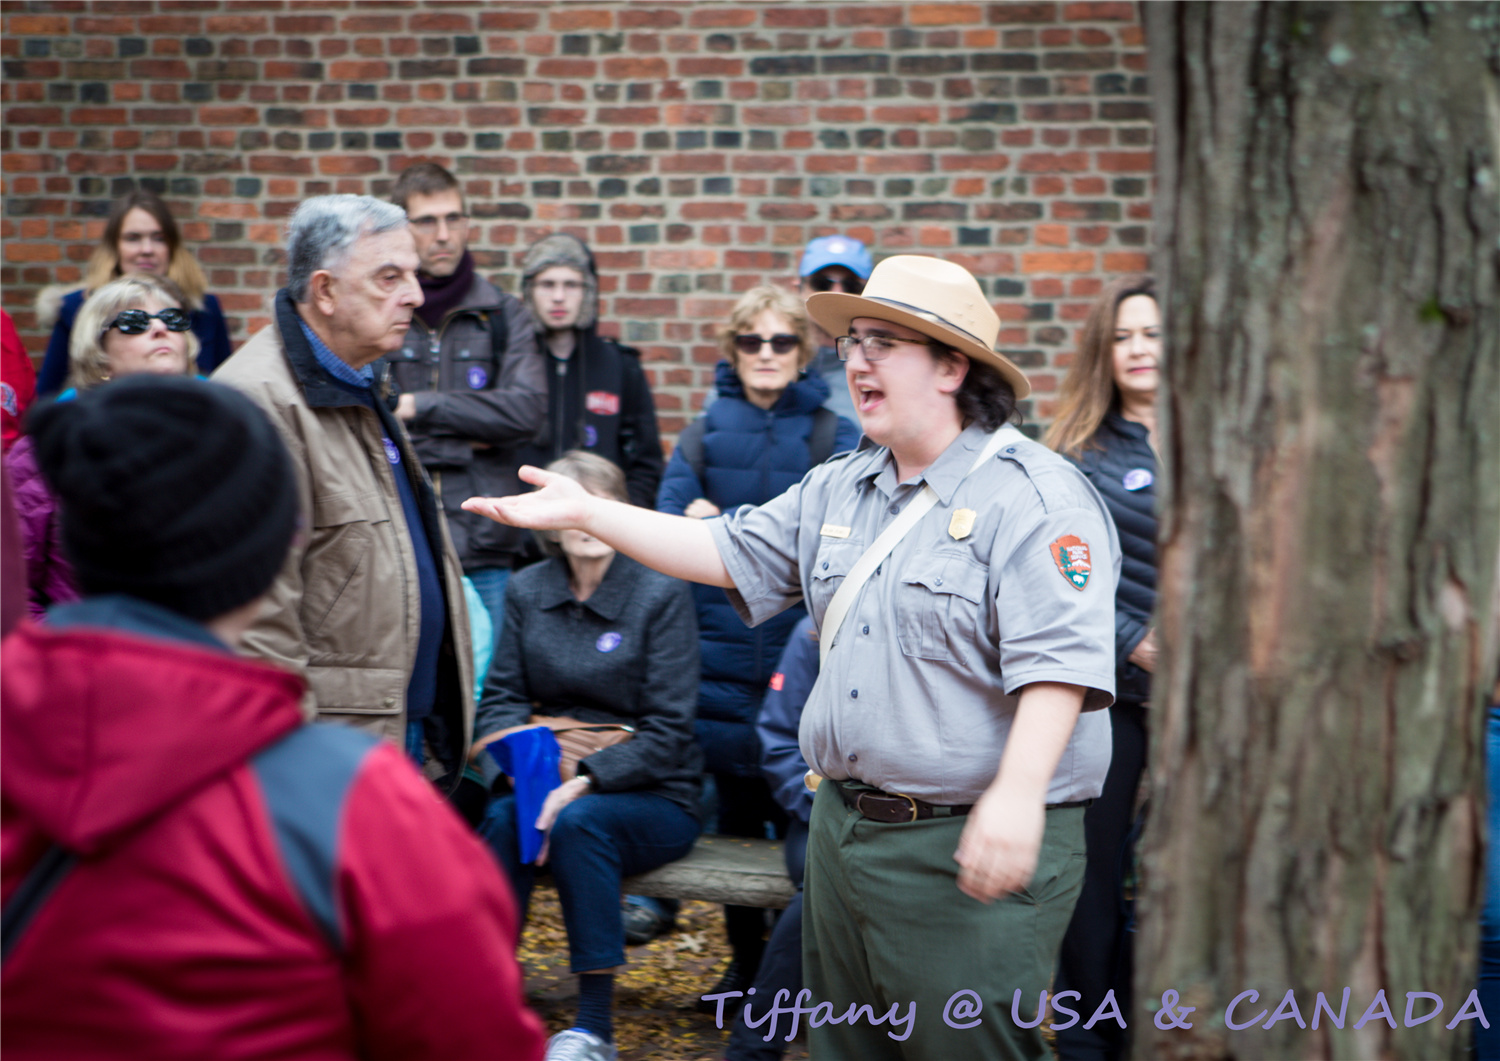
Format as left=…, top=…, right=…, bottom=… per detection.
left=6, top=276, right=199, bottom=621
left=655, top=284, right=858, bottom=996
left=34, top=190, right=232, bottom=396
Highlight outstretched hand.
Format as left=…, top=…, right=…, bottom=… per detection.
left=462, top=465, right=594, bottom=531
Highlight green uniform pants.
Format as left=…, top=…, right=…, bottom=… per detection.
left=803, top=782, right=1088, bottom=1060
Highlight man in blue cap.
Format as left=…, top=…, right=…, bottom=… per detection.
left=797, top=236, right=873, bottom=422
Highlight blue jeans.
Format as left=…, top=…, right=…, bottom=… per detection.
left=1480, top=704, right=1500, bottom=1059
left=465, top=565, right=510, bottom=653
left=481, top=791, right=699, bottom=972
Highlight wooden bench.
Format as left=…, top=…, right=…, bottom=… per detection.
left=622, top=835, right=794, bottom=909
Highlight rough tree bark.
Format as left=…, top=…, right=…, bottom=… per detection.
left=1137, top=3, right=1500, bottom=1059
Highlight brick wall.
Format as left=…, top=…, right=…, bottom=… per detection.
left=0, top=0, right=1153, bottom=434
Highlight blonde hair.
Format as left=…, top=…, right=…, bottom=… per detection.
left=69, top=276, right=199, bottom=392
left=83, top=189, right=207, bottom=306
left=1043, top=276, right=1156, bottom=458
left=532, top=450, right=630, bottom=557
left=718, top=284, right=814, bottom=370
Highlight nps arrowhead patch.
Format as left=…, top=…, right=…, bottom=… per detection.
left=1049, top=534, right=1092, bottom=590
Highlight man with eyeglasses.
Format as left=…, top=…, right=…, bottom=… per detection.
left=796, top=236, right=873, bottom=423
left=463, top=255, right=1119, bottom=1061
left=385, top=162, right=545, bottom=642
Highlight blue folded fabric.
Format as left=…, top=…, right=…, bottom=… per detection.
left=486, top=727, right=562, bottom=864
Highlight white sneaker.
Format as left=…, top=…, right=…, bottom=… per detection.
left=544, top=1028, right=618, bottom=1061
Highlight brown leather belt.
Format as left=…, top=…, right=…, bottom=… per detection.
left=833, top=781, right=1090, bottom=824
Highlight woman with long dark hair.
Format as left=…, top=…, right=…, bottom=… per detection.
left=1045, top=275, right=1160, bottom=1061
left=34, top=189, right=232, bottom=394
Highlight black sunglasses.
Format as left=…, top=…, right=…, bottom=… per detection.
left=734, top=333, right=800, bottom=356
left=808, top=273, right=865, bottom=295
left=103, top=307, right=191, bottom=335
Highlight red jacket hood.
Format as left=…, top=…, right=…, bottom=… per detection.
left=1, top=622, right=305, bottom=854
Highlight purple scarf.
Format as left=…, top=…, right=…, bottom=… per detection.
left=416, top=250, right=476, bottom=329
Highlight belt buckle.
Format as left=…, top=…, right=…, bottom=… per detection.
left=894, top=791, right=920, bottom=823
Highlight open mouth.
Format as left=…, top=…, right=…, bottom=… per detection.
left=855, top=383, right=886, bottom=414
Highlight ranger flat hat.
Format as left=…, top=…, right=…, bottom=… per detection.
left=806, top=254, right=1030, bottom=399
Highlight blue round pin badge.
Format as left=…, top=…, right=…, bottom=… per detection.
left=383, top=438, right=402, bottom=465
left=1123, top=468, right=1152, bottom=491
left=596, top=632, right=622, bottom=653
left=467, top=365, right=488, bottom=390
left=583, top=424, right=598, bottom=448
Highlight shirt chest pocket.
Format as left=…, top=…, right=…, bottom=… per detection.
left=895, top=551, right=989, bottom=662
left=303, top=490, right=393, bottom=639
left=807, top=538, right=865, bottom=624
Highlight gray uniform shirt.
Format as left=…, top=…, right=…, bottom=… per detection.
left=708, top=422, right=1120, bottom=805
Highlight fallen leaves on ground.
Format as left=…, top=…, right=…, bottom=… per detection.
left=519, top=883, right=808, bottom=1061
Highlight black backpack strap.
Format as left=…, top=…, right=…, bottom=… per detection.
left=808, top=407, right=840, bottom=466
left=677, top=416, right=709, bottom=485
left=485, top=307, right=510, bottom=371
left=1, top=843, right=77, bottom=964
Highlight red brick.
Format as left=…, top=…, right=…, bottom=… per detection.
left=1064, top=2, right=1137, bottom=20
left=613, top=298, right=678, bottom=317
left=1022, top=251, right=1095, bottom=272
left=1097, top=151, right=1153, bottom=172
left=318, top=155, right=381, bottom=176
left=862, top=153, right=935, bottom=174
left=682, top=202, right=747, bottom=220
left=835, top=5, right=904, bottom=26
left=75, top=16, right=135, bottom=34
left=873, top=105, right=941, bottom=123
left=741, top=105, right=810, bottom=126
left=988, top=3, right=1059, bottom=23
left=133, top=154, right=181, bottom=172
left=910, top=3, right=982, bottom=25
left=660, top=153, right=727, bottom=173
left=548, top=9, right=612, bottom=31
left=131, top=59, right=192, bottom=79
left=250, top=155, right=312, bottom=175
left=621, top=8, right=684, bottom=28
left=274, top=15, right=335, bottom=34
left=206, top=15, right=268, bottom=33
left=1103, top=252, right=1149, bottom=271
left=7, top=15, right=70, bottom=34
left=334, top=107, right=391, bottom=126
left=140, top=15, right=201, bottom=33
left=410, top=12, right=473, bottom=32
left=72, top=107, right=129, bottom=125
left=465, top=106, right=521, bottom=126
left=530, top=58, right=593, bottom=78
left=603, top=57, right=669, bottom=79
left=689, top=8, right=757, bottom=28
left=524, top=155, right=582, bottom=175
left=765, top=9, right=829, bottom=27
left=595, top=106, right=661, bottom=124
left=4, top=243, right=62, bottom=263
left=479, top=10, right=540, bottom=31
left=198, top=202, right=261, bottom=220
left=340, top=14, right=402, bottom=32
left=5, top=108, right=64, bottom=125
left=330, top=60, right=390, bottom=80
left=1020, top=151, right=1090, bottom=172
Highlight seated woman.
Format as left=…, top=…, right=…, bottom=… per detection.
left=35, top=189, right=231, bottom=395
left=6, top=275, right=200, bottom=621
left=474, top=451, right=702, bottom=1061
left=655, top=284, right=858, bottom=993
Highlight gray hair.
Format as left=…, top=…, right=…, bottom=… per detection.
left=285, top=194, right=408, bottom=302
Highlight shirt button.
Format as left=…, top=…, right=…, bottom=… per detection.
left=848, top=753, right=857, bottom=762
left=935, top=577, right=943, bottom=586
left=850, top=689, right=859, bottom=699
left=822, top=561, right=829, bottom=570
left=888, top=504, right=899, bottom=514
left=862, top=625, right=869, bottom=634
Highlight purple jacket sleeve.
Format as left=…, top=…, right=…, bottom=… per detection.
left=3, top=437, right=78, bottom=622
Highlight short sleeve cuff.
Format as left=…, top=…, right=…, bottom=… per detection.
left=707, top=516, right=795, bottom=628
left=1002, top=667, right=1116, bottom=711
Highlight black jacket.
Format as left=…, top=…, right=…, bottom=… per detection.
left=522, top=329, right=664, bottom=508
left=474, top=554, right=703, bottom=816
left=1070, top=410, right=1157, bottom=704
left=385, top=275, right=546, bottom=570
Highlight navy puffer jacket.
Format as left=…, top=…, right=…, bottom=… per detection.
left=1069, top=410, right=1157, bottom=704
left=657, top=362, right=860, bottom=775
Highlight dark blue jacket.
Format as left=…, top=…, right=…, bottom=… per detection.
left=1069, top=410, right=1157, bottom=704
left=756, top=615, right=819, bottom=823
left=657, top=363, right=859, bottom=776
left=38, top=288, right=233, bottom=396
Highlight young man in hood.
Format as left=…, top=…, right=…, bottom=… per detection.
left=386, top=162, right=547, bottom=637
left=1, top=375, right=544, bottom=1060
left=518, top=233, right=664, bottom=508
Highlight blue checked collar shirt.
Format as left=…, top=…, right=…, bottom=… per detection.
left=297, top=317, right=374, bottom=389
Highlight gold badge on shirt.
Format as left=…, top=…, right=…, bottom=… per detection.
left=948, top=508, right=976, bottom=540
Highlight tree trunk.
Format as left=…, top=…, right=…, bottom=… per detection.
left=1137, top=3, right=1500, bottom=1059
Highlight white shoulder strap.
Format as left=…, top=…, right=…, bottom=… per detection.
left=818, top=425, right=1024, bottom=667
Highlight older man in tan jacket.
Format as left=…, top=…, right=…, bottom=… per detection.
left=215, top=194, right=478, bottom=817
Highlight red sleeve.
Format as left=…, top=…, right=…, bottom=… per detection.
left=337, top=743, right=545, bottom=1061
left=1, top=310, right=36, bottom=453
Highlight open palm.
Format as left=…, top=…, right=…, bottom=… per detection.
left=462, top=465, right=591, bottom=531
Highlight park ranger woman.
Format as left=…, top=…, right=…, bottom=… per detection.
left=465, top=255, right=1120, bottom=1061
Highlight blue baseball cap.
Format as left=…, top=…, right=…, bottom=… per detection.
left=799, top=236, right=873, bottom=280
